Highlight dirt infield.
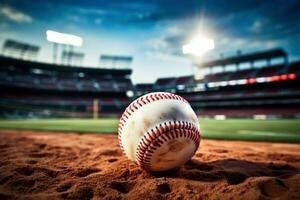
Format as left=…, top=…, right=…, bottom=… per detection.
left=0, top=129, right=300, bottom=200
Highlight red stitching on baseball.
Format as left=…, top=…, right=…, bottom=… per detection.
left=135, top=121, right=200, bottom=171
left=118, top=92, right=191, bottom=157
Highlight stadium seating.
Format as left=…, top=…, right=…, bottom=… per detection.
left=197, top=107, right=300, bottom=117
left=148, top=59, right=300, bottom=118
left=255, top=64, right=284, bottom=77
left=155, top=77, right=176, bottom=89
left=0, top=55, right=132, bottom=118
left=288, top=61, right=300, bottom=74
left=228, top=68, right=255, bottom=80
left=204, top=71, right=232, bottom=82
left=1, top=49, right=300, bottom=119
left=175, top=76, right=195, bottom=85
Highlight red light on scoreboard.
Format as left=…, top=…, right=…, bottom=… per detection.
left=270, top=76, right=280, bottom=81
left=246, top=78, right=256, bottom=84
left=209, top=73, right=296, bottom=88
left=280, top=74, right=288, bottom=80
left=288, top=73, right=296, bottom=80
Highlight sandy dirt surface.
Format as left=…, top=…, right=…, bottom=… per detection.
left=0, top=129, right=300, bottom=200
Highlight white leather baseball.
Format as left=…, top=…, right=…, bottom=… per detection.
left=118, top=92, right=201, bottom=171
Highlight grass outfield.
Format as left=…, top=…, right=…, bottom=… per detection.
left=0, top=118, right=299, bottom=143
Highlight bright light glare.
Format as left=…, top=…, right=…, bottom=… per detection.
left=182, top=35, right=214, bottom=56
left=46, top=30, right=83, bottom=46
left=126, top=90, right=134, bottom=97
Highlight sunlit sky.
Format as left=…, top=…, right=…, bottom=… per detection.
left=0, top=0, right=300, bottom=83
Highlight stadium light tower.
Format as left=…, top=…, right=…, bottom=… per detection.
left=182, top=34, right=214, bottom=57
left=46, top=30, right=83, bottom=46
left=46, top=30, right=83, bottom=65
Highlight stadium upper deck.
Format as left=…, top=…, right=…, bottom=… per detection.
left=0, top=55, right=133, bottom=118
left=0, top=55, right=132, bottom=92
left=1, top=49, right=299, bottom=119
left=137, top=49, right=300, bottom=118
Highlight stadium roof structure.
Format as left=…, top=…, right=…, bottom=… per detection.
left=0, top=55, right=132, bottom=76
left=99, top=55, right=133, bottom=69
left=61, top=51, right=85, bottom=66
left=100, top=55, right=133, bottom=62
left=2, top=39, right=40, bottom=60
left=136, top=83, right=154, bottom=89
left=198, top=48, right=287, bottom=68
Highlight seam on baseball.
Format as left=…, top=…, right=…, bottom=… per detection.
left=135, top=121, right=200, bottom=171
left=118, top=92, right=189, bottom=153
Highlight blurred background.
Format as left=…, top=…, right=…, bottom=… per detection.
left=0, top=0, right=299, bottom=142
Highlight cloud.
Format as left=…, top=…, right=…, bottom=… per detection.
left=94, top=18, right=102, bottom=25
left=68, top=15, right=83, bottom=23
left=250, top=19, right=263, bottom=33
left=74, top=7, right=105, bottom=16
left=144, top=51, right=181, bottom=62
left=143, top=18, right=212, bottom=59
left=144, top=23, right=190, bottom=60
left=0, top=5, right=33, bottom=23
left=124, top=0, right=300, bottom=42
left=1, top=0, right=299, bottom=65
left=126, top=0, right=266, bottom=24
left=218, top=36, right=280, bottom=52
left=138, top=0, right=299, bottom=61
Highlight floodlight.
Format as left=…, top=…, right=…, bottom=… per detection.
left=219, top=81, right=228, bottom=87
left=182, top=35, right=214, bottom=56
left=237, top=79, right=247, bottom=85
left=46, top=30, right=83, bottom=46
left=256, top=77, right=267, bottom=83
left=177, top=85, right=185, bottom=90
left=126, top=90, right=134, bottom=97
left=228, top=80, right=237, bottom=86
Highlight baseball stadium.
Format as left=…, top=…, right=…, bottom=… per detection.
left=0, top=0, right=300, bottom=199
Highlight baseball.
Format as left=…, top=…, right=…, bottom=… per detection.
left=118, top=92, right=201, bottom=172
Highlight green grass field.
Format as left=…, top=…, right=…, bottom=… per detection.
left=0, top=118, right=299, bottom=143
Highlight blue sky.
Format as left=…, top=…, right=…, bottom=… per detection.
left=0, top=0, right=300, bottom=83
